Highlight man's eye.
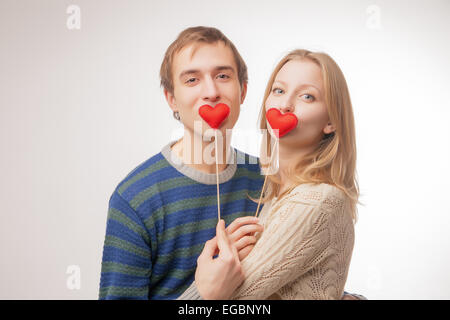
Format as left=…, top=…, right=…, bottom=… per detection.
left=185, top=78, right=197, bottom=84
left=217, top=74, right=230, bottom=79
left=272, top=88, right=283, bottom=94
left=301, top=94, right=315, bottom=102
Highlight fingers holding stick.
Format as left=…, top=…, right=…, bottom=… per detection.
left=216, top=219, right=239, bottom=263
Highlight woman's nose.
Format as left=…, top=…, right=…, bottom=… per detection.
left=278, top=94, right=296, bottom=113
left=279, top=104, right=295, bottom=114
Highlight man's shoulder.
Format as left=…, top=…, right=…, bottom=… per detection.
left=232, top=148, right=264, bottom=184
left=234, top=148, right=260, bottom=171
left=114, top=151, right=173, bottom=196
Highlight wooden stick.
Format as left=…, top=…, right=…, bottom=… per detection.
left=214, top=130, right=221, bottom=221
left=255, top=175, right=268, bottom=218
left=255, top=139, right=278, bottom=218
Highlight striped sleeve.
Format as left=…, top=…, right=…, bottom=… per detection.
left=177, top=281, right=203, bottom=300
left=99, top=190, right=152, bottom=300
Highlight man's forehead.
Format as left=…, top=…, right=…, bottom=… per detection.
left=172, top=41, right=237, bottom=75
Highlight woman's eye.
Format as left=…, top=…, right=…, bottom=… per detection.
left=272, top=88, right=284, bottom=94
left=301, top=94, right=315, bottom=102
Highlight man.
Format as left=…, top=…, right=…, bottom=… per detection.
left=99, top=26, right=264, bottom=299
left=99, top=26, right=364, bottom=300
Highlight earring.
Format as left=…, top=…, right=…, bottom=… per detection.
left=173, top=111, right=180, bottom=121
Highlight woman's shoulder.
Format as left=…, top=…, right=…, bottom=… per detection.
left=285, top=183, right=347, bottom=205
left=277, top=183, right=351, bottom=226
left=268, top=183, right=349, bottom=231
left=270, top=183, right=348, bottom=215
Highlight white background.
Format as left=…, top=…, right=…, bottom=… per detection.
left=1, top=0, right=449, bottom=299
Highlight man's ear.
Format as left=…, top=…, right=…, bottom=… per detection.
left=164, top=88, right=177, bottom=112
left=240, top=82, right=248, bottom=105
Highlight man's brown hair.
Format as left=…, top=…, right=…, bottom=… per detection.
left=160, top=26, right=248, bottom=95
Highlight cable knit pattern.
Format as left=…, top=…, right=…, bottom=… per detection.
left=230, top=182, right=355, bottom=300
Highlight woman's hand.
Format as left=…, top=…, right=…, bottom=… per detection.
left=224, top=216, right=264, bottom=260
left=195, top=219, right=244, bottom=299
left=208, top=216, right=263, bottom=260
left=194, top=217, right=263, bottom=299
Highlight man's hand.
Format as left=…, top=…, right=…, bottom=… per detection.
left=195, top=219, right=244, bottom=300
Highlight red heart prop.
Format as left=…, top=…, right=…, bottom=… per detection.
left=266, top=108, right=298, bottom=138
left=198, top=103, right=230, bottom=129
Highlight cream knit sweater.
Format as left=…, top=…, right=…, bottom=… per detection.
left=179, top=182, right=355, bottom=300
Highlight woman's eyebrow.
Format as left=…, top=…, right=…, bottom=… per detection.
left=299, top=84, right=321, bottom=94
left=273, top=80, right=286, bottom=86
left=273, top=80, right=321, bottom=94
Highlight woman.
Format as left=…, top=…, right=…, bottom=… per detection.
left=180, top=49, right=360, bottom=300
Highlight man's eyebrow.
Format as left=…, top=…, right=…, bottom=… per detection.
left=179, top=66, right=235, bottom=79
left=179, top=69, right=200, bottom=79
left=215, top=65, right=235, bottom=73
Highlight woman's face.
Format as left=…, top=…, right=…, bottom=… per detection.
left=265, top=59, right=335, bottom=150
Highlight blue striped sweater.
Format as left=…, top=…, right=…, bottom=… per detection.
left=99, top=142, right=264, bottom=299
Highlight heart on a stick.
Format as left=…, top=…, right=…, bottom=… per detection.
left=266, top=108, right=298, bottom=138
left=199, top=103, right=230, bottom=129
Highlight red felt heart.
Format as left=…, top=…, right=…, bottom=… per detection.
left=266, top=108, right=298, bottom=138
left=198, top=103, right=230, bottom=129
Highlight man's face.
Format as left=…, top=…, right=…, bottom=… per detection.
left=165, top=41, right=246, bottom=139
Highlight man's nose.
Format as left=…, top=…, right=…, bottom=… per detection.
left=202, top=77, right=220, bottom=103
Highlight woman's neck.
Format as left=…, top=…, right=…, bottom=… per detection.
left=277, top=142, right=315, bottom=195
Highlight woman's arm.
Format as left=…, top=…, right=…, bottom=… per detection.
left=177, top=217, right=264, bottom=300
left=231, top=184, right=354, bottom=300
left=177, top=281, right=203, bottom=300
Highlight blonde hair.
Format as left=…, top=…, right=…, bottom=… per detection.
left=160, top=26, right=248, bottom=95
left=258, top=49, right=361, bottom=222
